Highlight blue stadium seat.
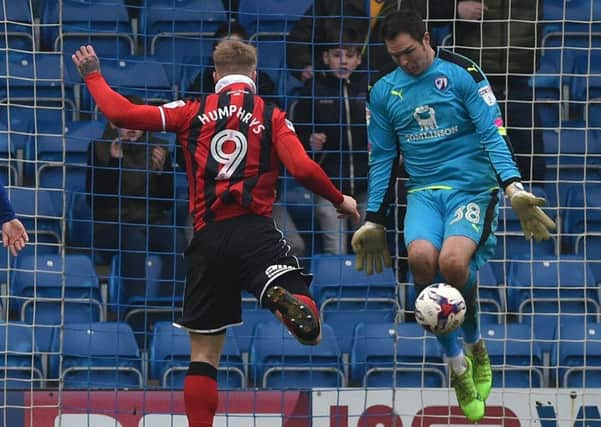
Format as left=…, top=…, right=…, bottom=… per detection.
left=249, top=321, right=344, bottom=388
left=0, top=126, right=19, bottom=186
left=149, top=322, right=245, bottom=389
left=83, top=56, right=174, bottom=109
left=551, top=320, right=601, bottom=387
left=0, top=2, right=35, bottom=50
left=507, top=256, right=600, bottom=354
left=238, top=0, right=313, bottom=34
left=542, top=129, right=601, bottom=214
left=41, top=0, right=134, bottom=56
left=477, top=262, right=505, bottom=324
left=11, top=253, right=103, bottom=351
left=310, top=254, right=399, bottom=353
left=575, top=236, right=601, bottom=283
left=110, top=253, right=185, bottom=347
left=141, top=0, right=228, bottom=42
left=7, top=187, right=62, bottom=244
left=0, top=53, right=76, bottom=149
left=0, top=323, right=44, bottom=389
left=277, top=176, right=314, bottom=233
left=351, top=322, right=446, bottom=388
left=562, top=184, right=601, bottom=250
left=311, top=254, right=396, bottom=302
left=151, top=35, right=214, bottom=87
left=48, top=322, right=143, bottom=389
left=233, top=305, right=276, bottom=355
left=66, top=192, right=94, bottom=253
left=482, top=323, right=544, bottom=388
left=542, top=0, right=601, bottom=33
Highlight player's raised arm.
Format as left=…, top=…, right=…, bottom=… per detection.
left=271, top=112, right=360, bottom=223
left=71, top=45, right=165, bottom=132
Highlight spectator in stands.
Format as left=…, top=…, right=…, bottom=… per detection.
left=0, top=185, right=28, bottom=256
left=286, top=0, right=467, bottom=80
left=453, top=0, right=545, bottom=182
left=294, top=25, right=368, bottom=254
left=186, top=22, right=276, bottom=102
left=87, top=95, right=185, bottom=295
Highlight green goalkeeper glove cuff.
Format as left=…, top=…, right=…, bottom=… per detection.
left=506, top=183, right=556, bottom=242
left=351, top=221, right=392, bottom=275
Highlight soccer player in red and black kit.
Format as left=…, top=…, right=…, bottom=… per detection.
left=72, top=41, right=359, bottom=427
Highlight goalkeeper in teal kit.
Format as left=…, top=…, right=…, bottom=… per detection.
left=351, top=9, right=555, bottom=422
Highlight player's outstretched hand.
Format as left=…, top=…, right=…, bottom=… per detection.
left=506, top=183, right=556, bottom=242
left=72, top=45, right=101, bottom=78
left=335, top=195, right=360, bottom=224
left=351, top=221, right=392, bottom=275
left=2, top=218, right=29, bottom=256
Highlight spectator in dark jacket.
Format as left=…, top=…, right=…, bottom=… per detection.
left=287, top=0, right=462, bottom=80
left=294, top=26, right=368, bottom=254
left=87, top=95, right=185, bottom=295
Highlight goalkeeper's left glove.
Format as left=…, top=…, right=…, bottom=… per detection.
left=506, top=182, right=556, bottom=242
left=351, top=221, right=392, bottom=275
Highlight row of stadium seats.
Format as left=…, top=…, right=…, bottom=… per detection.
left=4, top=1, right=601, bottom=123
left=5, top=252, right=601, bottom=356
left=2, top=319, right=599, bottom=390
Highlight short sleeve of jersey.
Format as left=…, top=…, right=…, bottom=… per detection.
left=453, top=65, right=521, bottom=184
left=367, top=80, right=399, bottom=216
left=159, top=99, right=200, bottom=133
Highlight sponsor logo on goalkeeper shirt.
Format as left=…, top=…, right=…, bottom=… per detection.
left=478, top=85, right=497, bottom=106
left=408, top=105, right=458, bottom=141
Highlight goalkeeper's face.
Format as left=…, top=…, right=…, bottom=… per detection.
left=385, top=32, right=434, bottom=76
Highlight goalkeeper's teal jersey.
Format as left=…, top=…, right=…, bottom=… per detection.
left=366, top=49, right=521, bottom=220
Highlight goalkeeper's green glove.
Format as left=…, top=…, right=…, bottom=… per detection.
left=506, top=182, right=556, bottom=242
left=351, top=221, right=392, bottom=275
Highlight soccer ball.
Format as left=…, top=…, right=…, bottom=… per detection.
left=414, top=283, right=466, bottom=335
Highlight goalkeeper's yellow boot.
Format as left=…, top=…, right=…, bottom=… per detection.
left=451, top=356, right=485, bottom=422
left=470, top=340, right=493, bottom=401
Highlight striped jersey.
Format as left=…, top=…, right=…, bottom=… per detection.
left=84, top=73, right=344, bottom=232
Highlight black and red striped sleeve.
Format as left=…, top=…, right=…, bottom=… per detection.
left=271, top=109, right=344, bottom=206
left=84, top=71, right=197, bottom=132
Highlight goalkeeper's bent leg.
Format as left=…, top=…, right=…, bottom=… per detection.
left=460, top=264, right=492, bottom=401
left=460, top=267, right=480, bottom=345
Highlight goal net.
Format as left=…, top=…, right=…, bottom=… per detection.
left=1, top=0, right=600, bottom=426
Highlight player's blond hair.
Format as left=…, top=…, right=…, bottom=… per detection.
left=213, top=39, right=257, bottom=76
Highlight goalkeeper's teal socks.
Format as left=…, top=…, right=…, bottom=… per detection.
left=461, top=267, right=481, bottom=345
left=437, top=328, right=462, bottom=358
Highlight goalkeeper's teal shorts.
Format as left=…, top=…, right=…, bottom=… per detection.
left=404, top=188, right=500, bottom=269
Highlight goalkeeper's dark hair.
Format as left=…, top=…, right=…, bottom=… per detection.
left=381, top=9, right=426, bottom=42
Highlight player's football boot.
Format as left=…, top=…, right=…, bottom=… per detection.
left=451, top=356, right=485, bottom=422
left=263, top=285, right=321, bottom=345
left=469, top=340, right=493, bottom=400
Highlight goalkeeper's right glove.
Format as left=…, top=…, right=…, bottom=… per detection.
left=351, top=221, right=392, bottom=275
left=506, top=182, right=556, bottom=242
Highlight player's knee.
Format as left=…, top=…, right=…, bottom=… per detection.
left=438, top=252, right=470, bottom=287
left=408, top=242, right=437, bottom=284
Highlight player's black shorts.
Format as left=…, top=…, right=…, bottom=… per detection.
left=174, top=214, right=312, bottom=334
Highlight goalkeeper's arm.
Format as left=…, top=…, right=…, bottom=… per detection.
left=505, top=182, right=556, bottom=242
